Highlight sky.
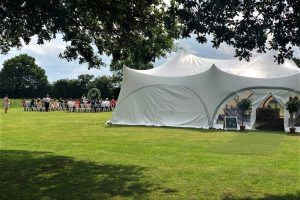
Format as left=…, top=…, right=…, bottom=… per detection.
left=0, top=34, right=299, bottom=83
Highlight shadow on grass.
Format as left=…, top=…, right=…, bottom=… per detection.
left=106, top=124, right=292, bottom=135
left=222, top=191, right=300, bottom=200
left=0, top=150, right=155, bottom=200
left=106, top=124, right=229, bottom=133
left=286, top=133, right=300, bottom=137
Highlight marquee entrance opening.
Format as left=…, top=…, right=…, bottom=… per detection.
left=255, top=96, right=285, bottom=131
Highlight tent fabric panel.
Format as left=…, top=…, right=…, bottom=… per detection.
left=110, top=85, right=209, bottom=128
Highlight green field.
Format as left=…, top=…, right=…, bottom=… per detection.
left=0, top=106, right=299, bottom=200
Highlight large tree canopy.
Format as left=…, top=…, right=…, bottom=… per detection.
left=0, top=0, right=179, bottom=73
left=0, top=54, right=49, bottom=98
left=0, top=0, right=299, bottom=72
left=176, top=0, right=300, bottom=63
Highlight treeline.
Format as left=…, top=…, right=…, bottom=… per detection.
left=50, top=75, right=120, bottom=99
left=0, top=54, right=120, bottom=99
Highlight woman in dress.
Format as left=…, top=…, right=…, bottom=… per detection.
left=3, top=94, right=10, bottom=113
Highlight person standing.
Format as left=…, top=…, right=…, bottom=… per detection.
left=31, top=98, right=35, bottom=111
left=3, top=94, right=10, bottom=113
left=44, top=94, right=51, bottom=112
left=91, top=98, right=96, bottom=113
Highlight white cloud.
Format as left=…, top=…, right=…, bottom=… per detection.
left=0, top=35, right=112, bottom=83
left=22, top=38, right=65, bottom=56
left=293, top=47, right=300, bottom=58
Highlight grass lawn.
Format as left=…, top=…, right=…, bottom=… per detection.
left=0, top=106, right=299, bottom=200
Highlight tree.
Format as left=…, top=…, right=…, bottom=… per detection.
left=78, top=74, right=95, bottom=96
left=1, top=1, right=298, bottom=72
left=51, top=79, right=82, bottom=99
left=285, top=96, right=300, bottom=131
left=0, top=0, right=179, bottom=73
left=174, top=0, right=299, bottom=63
left=90, top=75, right=120, bottom=99
left=91, top=76, right=113, bottom=99
left=51, top=75, right=120, bottom=99
left=0, top=54, right=49, bottom=98
left=51, top=79, right=70, bottom=98
left=237, top=98, right=252, bottom=129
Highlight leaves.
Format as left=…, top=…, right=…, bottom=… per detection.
left=286, top=96, right=300, bottom=114
left=0, top=54, right=49, bottom=98
left=0, top=0, right=299, bottom=72
left=0, top=0, right=179, bottom=72
left=176, top=0, right=300, bottom=63
left=237, top=98, right=252, bottom=111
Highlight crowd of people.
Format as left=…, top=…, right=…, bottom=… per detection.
left=21, top=96, right=117, bottom=112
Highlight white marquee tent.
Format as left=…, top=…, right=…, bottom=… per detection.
left=110, top=50, right=300, bottom=132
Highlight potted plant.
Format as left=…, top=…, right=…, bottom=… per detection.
left=286, top=97, right=299, bottom=133
left=237, top=98, right=252, bottom=131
